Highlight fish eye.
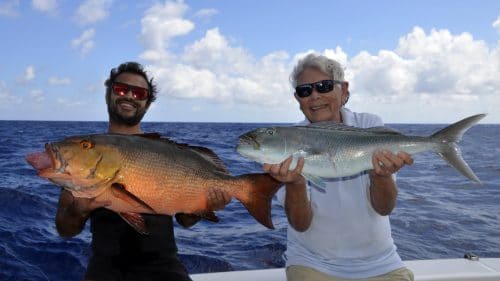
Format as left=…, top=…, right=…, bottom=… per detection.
left=80, top=140, right=93, bottom=150
left=266, top=129, right=275, bottom=135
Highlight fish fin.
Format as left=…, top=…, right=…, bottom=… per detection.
left=110, top=183, right=156, bottom=213
left=304, top=121, right=402, bottom=135
left=302, top=173, right=326, bottom=192
left=175, top=212, right=220, bottom=228
left=189, top=146, right=229, bottom=174
left=175, top=213, right=202, bottom=228
left=119, top=212, right=149, bottom=235
left=236, top=173, right=282, bottom=229
left=364, top=126, right=403, bottom=135
left=200, top=211, right=220, bottom=222
left=134, top=132, right=162, bottom=139
left=430, top=114, right=486, bottom=183
left=134, top=133, right=229, bottom=174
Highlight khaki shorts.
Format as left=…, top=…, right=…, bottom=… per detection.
left=286, top=265, right=414, bottom=281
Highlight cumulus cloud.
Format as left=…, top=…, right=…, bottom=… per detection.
left=139, top=2, right=292, bottom=107
left=494, top=15, right=500, bottom=34
left=194, top=8, right=217, bottom=19
left=32, top=0, right=58, bottom=14
left=57, top=98, right=83, bottom=107
left=137, top=1, right=499, bottom=122
left=74, top=0, right=112, bottom=26
left=0, top=0, right=19, bottom=18
left=342, top=26, right=500, bottom=121
left=139, top=0, right=194, bottom=61
left=30, top=89, right=45, bottom=102
left=147, top=27, right=291, bottom=107
left=0, top=81, right=21, bottom=104
left=71, top=28, right=95, bottom=57
left=349, top=26, right=500, bottom=100
left=18, top=65, right=36, bottom=84
left=48, top=76, right=71, bottom=85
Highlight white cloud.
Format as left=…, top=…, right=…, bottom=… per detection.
left=0, top=0, right=19, bottom=18
left=137, top=1, right=500, bottom=123
left=137, top=3, right=293, bottom=108
left=57, top=98, right=83, bottom=107
left=494, top=15, right=500, bottom=34
left=139, top=0, right=194, bottom=61
left=0, top=81, right=21, bottom=104
left=48, top=76, right=71, bottom=85
left=32, top=0, right=58, bottom=14
left=74, top=0, right=113, bottom=26
left=30, top=89, right=45, bottom=102
left=18, top=65, right=36, bottom=84
left=71, top=28, right=95, bottom=57
left=194, top=8, right=217, bottom=19
left=147, top=27, right=291, bottom=107
left=343, top=26, right=500, bottom=122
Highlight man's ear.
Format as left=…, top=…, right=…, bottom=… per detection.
left=341, top=82, right=350, bottom=105
left=342, top=81, right=349, bottom=92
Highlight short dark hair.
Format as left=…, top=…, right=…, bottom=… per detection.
left=104, top=61, right=157, bottom=105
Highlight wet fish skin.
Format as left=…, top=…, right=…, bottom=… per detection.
left=237, top=114, right=486, bottom=183
left=26, top=133, right=281, bottom=233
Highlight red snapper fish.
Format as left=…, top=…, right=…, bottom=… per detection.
left=26, top=133, right=281, bottom=233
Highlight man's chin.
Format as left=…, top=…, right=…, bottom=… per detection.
left=108, top=103, right=147, bottom=126
left=109, top=112, right=144, bottom=126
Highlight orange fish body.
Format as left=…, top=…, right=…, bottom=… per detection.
left=26, top=133, right=281, bottom=233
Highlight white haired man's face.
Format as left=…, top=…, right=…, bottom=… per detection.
left=294, top=67, right=348, bottom=123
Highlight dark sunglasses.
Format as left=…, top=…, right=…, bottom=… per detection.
left=112, top=82, right=149, bottom=101
left=295, top=80, right=342, bottom=98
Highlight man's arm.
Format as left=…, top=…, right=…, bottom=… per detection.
left=264, top=156, right=312, bottom=232
left=369, top=150, right=413, bottom=215
left=283, top=176, right=312, bottom=232
left=55, top=189, right=110, bottom=238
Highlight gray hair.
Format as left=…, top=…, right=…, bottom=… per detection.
left=290, top=53, right=346, bottom=87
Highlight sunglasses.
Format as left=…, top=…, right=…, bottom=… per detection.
left=112, top=82, right=149, bottom=101
left=295, top=80, right=342, bottom=98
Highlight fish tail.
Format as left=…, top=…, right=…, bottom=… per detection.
left=234, top=173, right=282, bottom=229
left=430, top=114, right=486, bottom=183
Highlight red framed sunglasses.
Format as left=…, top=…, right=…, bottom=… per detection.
left=112, top=82, right=149, bottom=101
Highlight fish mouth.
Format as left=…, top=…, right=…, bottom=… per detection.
left=45, top=143, right=68, bottom=173
left=26, top=143, right=68, bottom=180
left=238, top=133, right=260, bottom=150
left=42, top=143, right=67, bottom=175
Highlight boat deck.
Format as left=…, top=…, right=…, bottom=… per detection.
left=191, top=258, right=500, bottom=281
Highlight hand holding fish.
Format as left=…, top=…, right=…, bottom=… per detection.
left=56, top=189, right=112, bottom=238
left=263, top=156, right=305, bottom=185
left=207, top=188, right=232, bottom=211
left=371, top=150, right=414, bottom=177
left=58, top=189, right=111, bottom=217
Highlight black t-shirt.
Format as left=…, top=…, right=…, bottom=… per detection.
left=84, top=208, right=191, bottom=281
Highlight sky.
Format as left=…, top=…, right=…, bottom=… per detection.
left=0, top=0, right=499, bottom=124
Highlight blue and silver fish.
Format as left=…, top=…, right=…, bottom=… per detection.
left=236, top=114, right=486, bottom=185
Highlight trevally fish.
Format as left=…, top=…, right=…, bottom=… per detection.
left=26, top=133, right=281, bottom=233
left=237, top=114, right=486, bottom=185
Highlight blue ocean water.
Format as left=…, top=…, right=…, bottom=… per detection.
left=1, top=121, right=499, bottom=281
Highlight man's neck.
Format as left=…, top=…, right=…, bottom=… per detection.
left=107, top=121, right=143, bottom=135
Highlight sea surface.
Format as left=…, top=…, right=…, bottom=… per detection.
left=1, top=121, right=499, bottom=281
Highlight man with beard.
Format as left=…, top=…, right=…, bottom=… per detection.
left=55, top=62, right=231, bottom=281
